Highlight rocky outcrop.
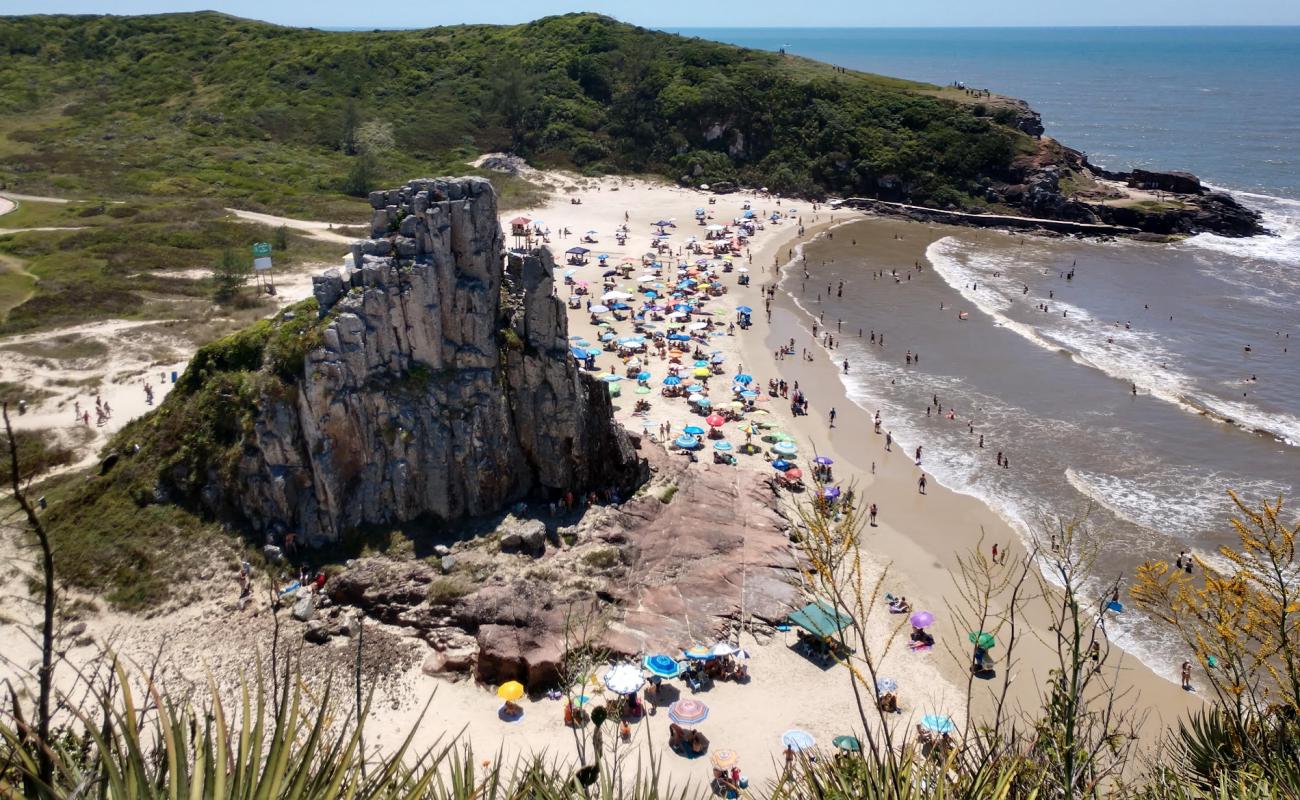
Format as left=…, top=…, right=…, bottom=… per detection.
left=208, top=178, right=644, bottom=543
left=319, top=450, right=801, bottom=686
left=1128, top=169, right=1202, bottom=195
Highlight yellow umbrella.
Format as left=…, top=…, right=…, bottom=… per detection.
left=497, top=681, right=525, bottom=702
left=693, top=367, right=711, bottom=377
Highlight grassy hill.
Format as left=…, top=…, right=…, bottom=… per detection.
left=0, top=12, right=1030, bottom=213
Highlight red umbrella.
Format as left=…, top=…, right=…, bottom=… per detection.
left=509, top=216, right=532, bottom=226
left=705, top=413, right=725, bottom=427
left=785, top=467, right=803, bottom=479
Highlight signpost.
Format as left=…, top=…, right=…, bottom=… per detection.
left=252, top=242, right=275, bottom=294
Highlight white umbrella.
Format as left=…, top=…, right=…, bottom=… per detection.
left=706, top=224, right=725, bottom=231
left=688, top=322, right=708, bottom=331
left=711, top=642, right=736, bottom=657
left=602, top=290, right=633, bottom=301
left=603, top=664, right=645, bottom=695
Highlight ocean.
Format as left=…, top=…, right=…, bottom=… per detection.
left=676, top=27, right=1300, bottom=682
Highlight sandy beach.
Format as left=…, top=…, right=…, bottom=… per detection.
left=0, top=171, right=1203, bottom=792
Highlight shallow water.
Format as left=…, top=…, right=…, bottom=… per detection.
left=791, top=216, right=1300, bottom=678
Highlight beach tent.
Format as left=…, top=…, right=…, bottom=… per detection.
left=787, top=600, right=853, bottom=639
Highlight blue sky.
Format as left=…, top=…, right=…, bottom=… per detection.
left=4, top=0, right=1299, bottom=27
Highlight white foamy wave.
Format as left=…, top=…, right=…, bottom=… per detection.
left=1182, top=188, right=1300, bottom=268
left=1065, top=467, right=1292, bottom=535
left=928, top=236, right=1300, bottom=447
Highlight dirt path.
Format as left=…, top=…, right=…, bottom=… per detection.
left=226, top=208, right=359, bottom=244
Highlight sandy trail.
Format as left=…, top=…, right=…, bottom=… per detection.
left=226, top=207, right=359, bottom=244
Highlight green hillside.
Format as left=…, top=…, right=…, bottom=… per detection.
left=0, top=12, right=1029, bottom=212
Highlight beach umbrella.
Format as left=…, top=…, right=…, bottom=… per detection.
left=674, top=435, right=700, bottom=450
left=710, top=642, right=736, bottom=657
left=687, top=384, right=706, bottom=393
left=668, top=333, right=691, bottom=341
left=693, top=360, right=710, bottom=368
left=813, top=456, right=834, bottom=466
left=683, top=425, right=705, bottom=436
left=688, top=322, right=709, bottom=331
left=740, top=390, right=759, bottom=400
left=601, top=374, right=622, bottom=383
left=713, top=440, right=733, bottom=451
left=584, top=347, right=602, bottom=357
left=683, top=645, right=714, bottom=661
left=697, top=398, right=712, bottom=407
left=969, top=631, right=997, bottom=649
left=833, top=735, right=862, bottom=753
left=771, top=459, right=792, bottom=471
left=688, top=393, right=705, bottom=403
left=784, top=467, right=803, bottom=480
left=910, top=611, right=935, bottom=629
left=570, top=347, right=587, bottom=359
left=705, top=413, right=725, bottom=427
left=875, top=677, right=898, bottom=694
left=822, top=486, right=841, bottom=499
left=497, top=681, right=525, bottom=702
left=637, top=371, right=651, bottom=381
left=644, top=654, right=682, bottom=678
left=603, top=664, right=645, bottom=695
left=710, top=749, right=739, bottom=770
left=781, top=730, right=816, bottom=751
left=664, top=376, right=682, bottom=386
left=635, top=386, right=651, bottom=394
left=921, top=715, right=956, bottom=735
left=712, top=354, right=726, bottom=363
left=668, top=699, right=710, bottom=726
left=734, top=373, right=753, bottom=384
left=693, top=367, right=711, bottom=377
left=774, top=441, right=798, bottom=456
left=600, top=332, right=616, bottom=341
left=736, top=305, right=753, bottom=314
left=589, top=304, right=610, bottom=314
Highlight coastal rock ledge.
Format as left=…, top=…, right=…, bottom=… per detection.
left=223, top=178, right=644, bottom=543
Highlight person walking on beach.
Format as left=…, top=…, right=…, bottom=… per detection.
left=991, top=543, right=999, bottom=563
left=1181, top=660, right=1193, bottom=691
left=914, top=445, right=922, bottom=465
left=885, top=431, right=892, bottom=451
left=918, top=474, right=927, bottom=494
left=869, top=503, right=878, bottom=526
left=829, top=407, right=837, bottom=428
left=996, top=451, right=1003, bottom=467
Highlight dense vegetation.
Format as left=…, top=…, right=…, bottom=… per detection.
left=0, top=12, right=1032, bottom=212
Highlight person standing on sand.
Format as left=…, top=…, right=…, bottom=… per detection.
left=918, top=474, right=927, bottom=494
left=869, top=503, right=878, bottom=526
left=992, top=543, right=999, bottom=562
left=1181, top=660, right=1193, bottom=691
left=829, top=407, right=837, bottom=428
left=885, top=431, right=892, bottom=451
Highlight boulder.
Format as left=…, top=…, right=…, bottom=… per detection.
left=303, top=620, right=330, bottom=644
left=292, top=593, right=315, bottom=622
left=499, top=516, right=546, bottom=556
left=1129, top=169, right=1203, bottom=195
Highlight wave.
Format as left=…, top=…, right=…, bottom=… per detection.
left=1182, top=187, right=1300, bottom=268
left=927, top=237, right=1300, bottom=447
left=1065, top=467, right=1290, bottom=536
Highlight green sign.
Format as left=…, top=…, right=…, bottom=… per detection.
left=252, top=242, right=272, bottom=257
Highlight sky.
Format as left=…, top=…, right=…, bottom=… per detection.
left=3, top=0, right=1299, bottom=28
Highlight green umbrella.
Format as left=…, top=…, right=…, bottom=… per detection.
left=832, top=735, right=861, bottom=752
left=968, top=631, right=996, bottom=649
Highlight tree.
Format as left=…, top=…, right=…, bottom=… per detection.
left=490, top=62, right=539, bottom=152
left=212, top=247, right=250, bottom=302
left=339, top=98, right=360, bottom=155
left=341, top=120, right=394, bottom=198
left=273, top=224, right=289, bottom=253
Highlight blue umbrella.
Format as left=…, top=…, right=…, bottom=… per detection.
left=740, top=390, right=759, bottom=399
left=683, top=425, right=705, bottom=436
left=585, top=347, right=602, bottom=357
left=713, top=440, right=733, bottom=451
left=564, top=269, right=577, bottom=277
left=637, top=371, right=651, bottom=381
left=668, top=333, right=691, bottom=342
left=782, top=730, right=816, bottom=751
left=686, top=384, right=705, bottom=393
left=814, top=456, right=834, bottom=465
left=921, top=715, right=956, bottom=735
left=736, top=306, right=753, bottom=314
left=771, top=459, right=792, bottom=471
left=570, top=347, right=587, bottom=359
left=822, top=486, right=841, bottom=499
left=645, top=290, right=658, bottom=298
left=674, top=434, right=699, bottom=450
left=774, top=441, right=798, bottom=456
left=734, top=373, right=753, bottom=384
left=601, top=374, right=622, bottom=383
left=601, top=332, right=616, bottom=341
left=697, top=398, right=712, bottom=407
left=644, top=654, right=681, bottom=678
left=693, top=360, right=710, bottom=368
left=611, top=303, right=630, bottom=310
left=663, top=376, right=682, bottom=386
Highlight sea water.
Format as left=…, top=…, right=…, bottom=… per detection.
left=678, top=27, right=1300, bottom=682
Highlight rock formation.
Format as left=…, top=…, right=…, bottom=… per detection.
left=322, top=449, right=802, bottom=686
left=210, top=178, right=643, bottom=543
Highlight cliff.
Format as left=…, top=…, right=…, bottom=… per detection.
left=126, top=177, right=643, bottom=545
